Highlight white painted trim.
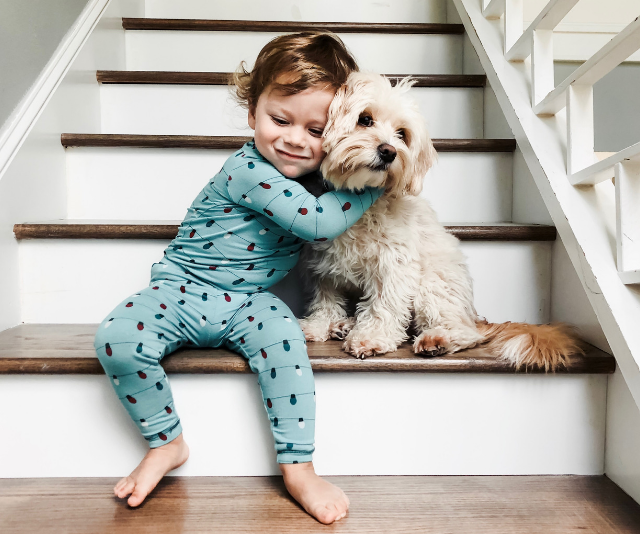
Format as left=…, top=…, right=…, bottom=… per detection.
left=0, top=0, right=112, bottom=181
left=453, top=0, right=640, bottom=415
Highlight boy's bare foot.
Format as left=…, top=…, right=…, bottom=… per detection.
left=280, top=462, right=350, bottom=524
left=114, top=433, right=189, bottom=507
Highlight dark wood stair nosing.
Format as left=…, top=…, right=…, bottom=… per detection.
left=60, top=134, right=516, bottom=152
left=96, top=70, right=487, bottom=88
left=0, top=325, right=615, bottom=375
left=121, top=18, right=466, bottom=35
left=12, top=222, right=557, bottom=242
left=0, top=352, right=615, bottom=375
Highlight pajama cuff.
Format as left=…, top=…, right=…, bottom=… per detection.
left=146, top=420, right=183, bottom=449
left=277, top=450, right=314, bottom=464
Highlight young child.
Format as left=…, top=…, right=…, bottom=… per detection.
left=94, top=31, right=383, bottom=524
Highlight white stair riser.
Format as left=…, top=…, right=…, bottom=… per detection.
left=18, top=240, right=551, bottom=324
left=125, top=31, right=463, bottom=74
left=100, top=84, right=484, bottom=139
left=144, top=0, right=447, bottom=23
left=0, top=373, right=605, bottom=477
left=66, top=149, right=513, bottom=222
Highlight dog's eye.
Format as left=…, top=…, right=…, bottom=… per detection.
left=358, top=115, right=374, bottom=127
left=397, top=129, right=406, bottom=140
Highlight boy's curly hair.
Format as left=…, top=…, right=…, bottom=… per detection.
left=232, top=31, right=359, bottom=110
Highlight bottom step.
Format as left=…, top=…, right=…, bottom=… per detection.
left=2, top=476, right=640, bottom=533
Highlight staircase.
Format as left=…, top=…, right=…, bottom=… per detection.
left=1, top=0, right=638, bottom=529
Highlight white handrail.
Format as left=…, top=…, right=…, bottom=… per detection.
left=571, top=141, right=640, bottom=186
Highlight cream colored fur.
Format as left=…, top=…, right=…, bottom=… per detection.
left=299, top=72, right=582, bottom=370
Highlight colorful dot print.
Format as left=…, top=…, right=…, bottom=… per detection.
left=94, top=142, right=383, bottom=463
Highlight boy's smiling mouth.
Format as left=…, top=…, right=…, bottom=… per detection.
left=277, top=149, right=309, bottom=160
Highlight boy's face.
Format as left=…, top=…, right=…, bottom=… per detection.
left=248, top=84, right=336, bottom=178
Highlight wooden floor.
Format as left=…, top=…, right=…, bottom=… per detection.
left=2, top=476, right=640, bottom=533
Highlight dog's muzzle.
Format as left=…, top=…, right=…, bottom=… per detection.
left=370, top=143, right=397, bottom=171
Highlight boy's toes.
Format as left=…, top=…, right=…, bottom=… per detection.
left=127, top=485, right=151, bottom=507
left=315, top=505, right=339, bottom=525
left=114, top=477, right=135, bottom=499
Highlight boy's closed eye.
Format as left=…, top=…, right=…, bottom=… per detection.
left=270, top=116, right=324, bottom=138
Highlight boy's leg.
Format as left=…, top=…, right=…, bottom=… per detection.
left=225, top=291, right=349, bottom=524
left=94, top=283, right=190, bottom=506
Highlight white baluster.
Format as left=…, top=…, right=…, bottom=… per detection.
left=531, top=29, right=554, bottom=107
left=504, top=0, right=523, bottom=53
left=616, top=161, right=640, bottom=284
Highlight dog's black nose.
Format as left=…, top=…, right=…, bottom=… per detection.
left=377, top=143, right=397, bottom=163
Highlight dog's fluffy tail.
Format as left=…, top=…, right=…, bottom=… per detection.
left=475, top=320, right=583, bottom=371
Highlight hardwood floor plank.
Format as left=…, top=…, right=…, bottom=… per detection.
left=1, top=476, right=639, bottom=533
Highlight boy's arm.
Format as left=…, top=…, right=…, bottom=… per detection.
left=223, top=158, right=384, bottom=242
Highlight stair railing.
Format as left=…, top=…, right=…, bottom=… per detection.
left=452, top=0, right=640, bottom=410
left=482, top=0, right=640, bottom=283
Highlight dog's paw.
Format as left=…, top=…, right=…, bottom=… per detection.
left=329, top=317, right=356, bottom=340
left=413, top=329, right=451, bottom=357
left=298, top=318, right=330, bottom=342
left=343, top=332, right=399, bottom=359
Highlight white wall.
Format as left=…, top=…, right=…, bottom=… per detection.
left=0, top=0, right=92, bottom=130
left=0, top=0, right=142, bottom=332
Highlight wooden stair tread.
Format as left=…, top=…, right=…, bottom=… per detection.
left=2, top=476, right=639, bottom=533
left=13, top=220, right=557, bottom=241
left=60, top=134, right=517, bottom=152
left=0, top=324, right=614, bottom=374
left=96, top=71, right=487, bottom=87
left=121, top=18, right=466, bottom=34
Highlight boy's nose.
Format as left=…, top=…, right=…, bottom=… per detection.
left=285, top=126, right=306, bottom=147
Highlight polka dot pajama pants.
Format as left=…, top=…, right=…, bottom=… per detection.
left=94, top=278, right=315, bottom=464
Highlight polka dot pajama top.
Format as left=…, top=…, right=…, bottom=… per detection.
left=94, top=141, right=383, bottom=463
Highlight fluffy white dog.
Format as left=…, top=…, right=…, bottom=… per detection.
left=299, top=72, right=581, bottom=370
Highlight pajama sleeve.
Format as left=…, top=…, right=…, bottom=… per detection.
left=223, top=157, right=384, bottom=242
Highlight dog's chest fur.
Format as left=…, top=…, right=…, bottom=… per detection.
left=306, top=196, right=423, bottom=288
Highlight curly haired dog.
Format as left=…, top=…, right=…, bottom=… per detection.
left=298, top=72, right=582, bottom=370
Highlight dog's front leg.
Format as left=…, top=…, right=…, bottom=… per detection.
left=299, top=278, right=351, bottom=342
left=343, top=271, right=415, bottom=359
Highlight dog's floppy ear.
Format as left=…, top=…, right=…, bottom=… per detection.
left=322, top=73, right=368, bottom=151
left=322, top=83, right=348, bottom=150
left=404, top=123, right=437, bottom=196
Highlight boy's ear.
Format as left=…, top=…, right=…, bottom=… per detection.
left=248, top=106, right=257, bottom=130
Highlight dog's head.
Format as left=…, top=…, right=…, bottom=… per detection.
left=321, top=72, right=436, bottom=196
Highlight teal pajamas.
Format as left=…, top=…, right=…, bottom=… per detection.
left=95, top=141, right=382, bottom=463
